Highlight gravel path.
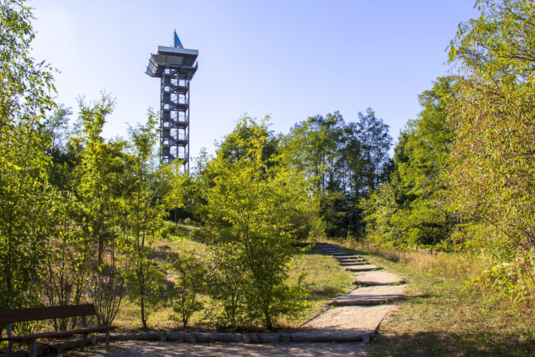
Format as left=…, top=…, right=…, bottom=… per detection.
left=301, top=305, right=391, bottom=333
left=354, top=271, right=404, bottom=285
left=71, top=340, right=369, bottom=357
left=302, top=244, right=407, bottom=335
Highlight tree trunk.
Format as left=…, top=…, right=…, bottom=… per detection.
left=98, top=238, right=104, bottom=266
left=141, top=297, right=147, bottom=329
left=264, top=308, right=272, bottom=330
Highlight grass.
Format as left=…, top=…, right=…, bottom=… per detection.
left=112, top=238, right=354, bottom=332
left=317, top=239, right=535, bottom=357
left=280, top=248, right=354, bottom=327
left=113, top=238, right=210, bottom=332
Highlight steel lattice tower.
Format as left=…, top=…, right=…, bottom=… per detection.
left=145, top=31, right=198, bottom=170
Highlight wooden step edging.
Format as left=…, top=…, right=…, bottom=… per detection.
left=354, top=281, right=405, bottom=286
left=346, top=267, right=382, bottom=272
left=327, top=298, right=397, bottom=306
left=335, top=254, right=362, bottom=257
left=339, top=262, right=367, bottom=266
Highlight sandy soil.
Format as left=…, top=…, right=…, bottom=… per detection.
left=301, top=305, right=391, bottom=333
left=353, top=271, right=404, bottom=285
left=70, top=340, right=370, bottom=357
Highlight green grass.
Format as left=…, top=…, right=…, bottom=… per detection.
left=322, top=241, right=535, bottom=357
left=280, top=248, right=354, bottom=327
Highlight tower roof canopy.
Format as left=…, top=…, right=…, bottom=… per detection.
left=146, top=45, right=198, bottom=78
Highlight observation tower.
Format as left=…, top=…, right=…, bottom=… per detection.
left=146, top=30, right=198, bottom=170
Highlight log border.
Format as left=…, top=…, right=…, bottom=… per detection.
left=1, top=331, right=376, bottom=356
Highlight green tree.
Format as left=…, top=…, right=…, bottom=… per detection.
left=362, top=78, right=456, bottom=248
left=447, top=0, right=535, bottom=298
left=281, top=112, right=347, bottom=237
left=217, top=116, right=279, bottom=165
left=72, top=94, right=126, bottom=266
left=41, top=192, right=89, bottom=331
left=280, top=110, right=392, bottom=237
left=202, top=116, right=312, bottom=329
left=70, top=95, right=130, bottom=326
left=168, top=250, right=207, bottom=330
left=0, top=0, right=57, bottom=311
left=121, top=111, right=167, bottom=329
left=164, top=159, right=189, bottom=230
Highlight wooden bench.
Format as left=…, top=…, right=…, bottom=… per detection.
left=0, top=304, right=116, bottom=357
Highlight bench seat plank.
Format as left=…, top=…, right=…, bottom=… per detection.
left=0, top=326, right=116, bottom=342
left=0, top=304, right=97, bottom=324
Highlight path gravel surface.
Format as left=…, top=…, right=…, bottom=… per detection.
left=301, top=305, right=391, bottom=333
left=354, top=271, right=404, bottom=285
left=72, top=340, right=368, bottom=357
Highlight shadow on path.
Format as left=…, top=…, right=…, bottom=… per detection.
left=370, top=329, right=534, bottom=357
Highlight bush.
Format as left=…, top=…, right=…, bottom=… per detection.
left=167, top=250, right=208, bottom=330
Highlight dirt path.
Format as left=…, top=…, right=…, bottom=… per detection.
left=70, top=340, right=369, bottom=357
left=301, top=243, right=407, bottom=334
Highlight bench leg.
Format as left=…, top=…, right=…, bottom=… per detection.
left=105, top=330, right=110, bottom=352
left=6, top=341, right=12, bottom=357
left=81, top=333, right=88, bottom=351
left=30, top=340, right=36, bottom=357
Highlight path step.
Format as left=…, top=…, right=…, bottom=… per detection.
left=354, top=281, right=402, bottom=286
left=327, top=285, right=406, bottom=306
left=299, top=248, right=407, bottom=338
left=339, top=261, right=367, bottom=266
left=345, top=265, right=381, bottom=272
left=328, top=298, right=397, bottom=306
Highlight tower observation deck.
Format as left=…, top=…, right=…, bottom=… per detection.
left=146, top=31, right=198, bottom=170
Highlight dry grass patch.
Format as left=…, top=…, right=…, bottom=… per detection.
left=317, top=240, right=535, bottom=357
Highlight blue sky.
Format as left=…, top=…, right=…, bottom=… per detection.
left=31, top=0, right=479, bottom=158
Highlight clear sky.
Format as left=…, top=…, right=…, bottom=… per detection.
left=31, top=0, right=479, bottom=158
